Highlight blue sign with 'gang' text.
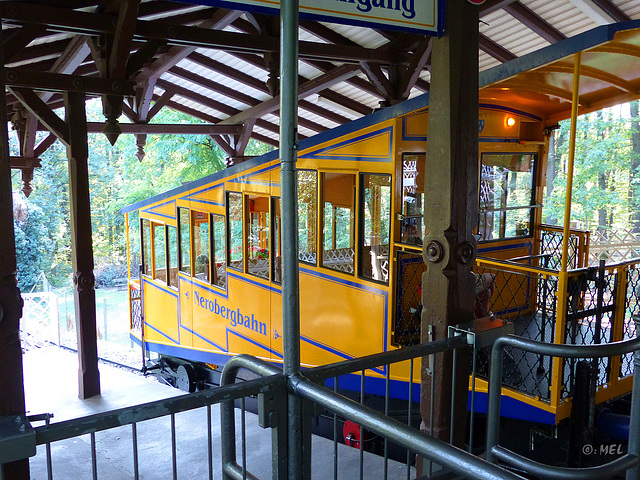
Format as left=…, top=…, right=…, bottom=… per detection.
left=171, top=0, right=444, bottom=35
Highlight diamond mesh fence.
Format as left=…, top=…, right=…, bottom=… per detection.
left=394, top=250, right=424, bottom=347
left=475, top=261, right=557, bottom=400
left=130, top=284, right=142, bottom=333
left=561, top=265, right=616, bottom=399
left=540, top=229, right=580, bottom=270
left=621, top=266, right=640, bottom=377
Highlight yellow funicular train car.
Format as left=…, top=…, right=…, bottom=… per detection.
left=123, top=21, right=640, bottom=430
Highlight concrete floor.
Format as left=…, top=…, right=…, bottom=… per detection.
left=22, top=345, right=414, bottom=479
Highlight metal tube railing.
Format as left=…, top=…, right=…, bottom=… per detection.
left=220, top=348, right=526, bottom=480
left=291, top=376, right=526, bottom=480
left=486, top=334, right=640, bottom=478
left=12, top=327, right=640, bottom=479
left=33, top=375, right=278, bottom=445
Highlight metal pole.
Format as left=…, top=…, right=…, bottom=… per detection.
left=560, top=52, right=581, bottom=274
left=280, top=0, right=302, bottom=478
left=103, top=298, right=107, bottom=341
left=626, top=317, right=640, bottom=480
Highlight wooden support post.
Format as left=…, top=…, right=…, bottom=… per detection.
left=421, top=0, right=479, bottom=449
left=65, top=91, right=101, bottom=399
left=0, top=32, right=30, bottom=480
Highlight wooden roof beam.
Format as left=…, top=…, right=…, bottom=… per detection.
left=398, top=38, right=432, bottom=99
left=6, top=38, right=71, bottom=67
left=589, top=0, right=631, bottom=23
left=219, top=64, right=362, bottom=125
left=161, top=98, right=279, bottom=147
left=479, top=0, right=519, bottom=16
left=84, top=122, right=244, bottom=135
left=9, top=157, right=41, bottom=169
left=182, top=54, right=351, bottom=125
left=132, top=8, right=241, bottom=122
left=5, top=68, right=135, bottom=96
left=153, top=79, right=283, bottom=138
left=503, top=2, right=566, bottom=43
left=10, top=87, right=70, bottom=146
left=34, top=133, right=57, bottom=157
left=1, top=2, right=407, bottom=65
left=359, top=62, right=394, bottom=103
left=567, top=0, right=621, bottom=24
left=479, top=33, right=517, bottom=63
left=3, top=24, right=48, bottom=63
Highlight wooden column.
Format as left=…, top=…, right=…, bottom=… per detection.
left=65, top=91, right=101, bottom=399
left=0, top=36, right=30, bottom=480
left=421, top=0, right=479, bottom=447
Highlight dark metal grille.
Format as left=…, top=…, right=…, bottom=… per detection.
left=562, top=265, right=616, bottom=399
left=621, top=267, right=640, bottom=377
left=393, top=250, right=424, bottom=347
left=475, top=263, right=556, bottom=401
left=540, top=229, right=579, bottom=270
left=130, top=284, right=142, bottom=333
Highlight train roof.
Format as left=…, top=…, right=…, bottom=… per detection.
left=122, top=20, right=640, bottom=215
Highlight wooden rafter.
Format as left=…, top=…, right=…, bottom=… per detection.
left=133, top=8, right=242, bottom=121
left=219, top=64, right=361, bottom=126
left=9, top=87, right=70, bottom=146
left=9, top=156, right=41, bottom=169
left=503, top=2, right=566, bottom=43
left=3, top=24, right=48, bottom=63
left=398, top=38, right=432, bottom=99
left=84, top=122, right=244, bottom=135
left=479, top=33, right=517, bottom=62
left=590, top=0, right=631, bottom=22
left=1, top=2, right=410, bottom=65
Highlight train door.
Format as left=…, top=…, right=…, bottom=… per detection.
left=177, top=207, right=193, bottom=348
left=270, top=197, right=283, bottom=358
left=393, top=153, right=426, bottom=346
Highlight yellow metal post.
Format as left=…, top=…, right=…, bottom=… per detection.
left=552, top=52, right=582, bottom=412
left=560, top=52, right=582, bottom=274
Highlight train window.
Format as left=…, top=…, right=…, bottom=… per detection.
left=168, top=225, right=178, bottom=287
left=128, top=212, right=140, bottom=280
left=322, top=172, right=355, bottom=275
left=141, top=219, right=151, bottom=277
left=247, top=195, right=270, bottom=280
left=178, top=208, right=191, bottom=274
left=228, top=192, right=243, bottom=271
left=478, top=153, right=536, bottom=241
left=272, top=198, right=282, bottom=283
left=192, top=211, right=210, bottom=282
left=360, top=174, right=391, bottom=283
left=400, top=154, right=425, bottom=246
left=153, top=224, right=167, bottom=283
left=211, top=214, right=226, bottom=289
left=297, top=170, right=317, bottom=264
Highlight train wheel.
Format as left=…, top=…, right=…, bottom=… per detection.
left=176, top=364, right=197, bottom=392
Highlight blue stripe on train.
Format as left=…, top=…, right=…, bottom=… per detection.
left=132, top=334, right=555, bottom=425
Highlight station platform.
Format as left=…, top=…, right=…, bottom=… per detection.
left=22, top=344, right=413, bottom=479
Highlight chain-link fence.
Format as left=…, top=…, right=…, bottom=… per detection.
left=475, top=259, right=557, bottom=400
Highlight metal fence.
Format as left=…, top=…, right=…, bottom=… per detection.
left=4, top=323, right=640, bottom=479
left=6, top=332, right=531, bottom=480
left=475, top=254, right=640, bottom=423
left=486, top=333, right=640, bottom=480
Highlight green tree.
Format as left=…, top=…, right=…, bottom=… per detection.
left=545, top=109, right=632, bottom=231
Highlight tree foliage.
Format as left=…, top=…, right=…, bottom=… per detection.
left=543, top=104, right=640, bottom=235
left=11, top=100, right=273, bottom=291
